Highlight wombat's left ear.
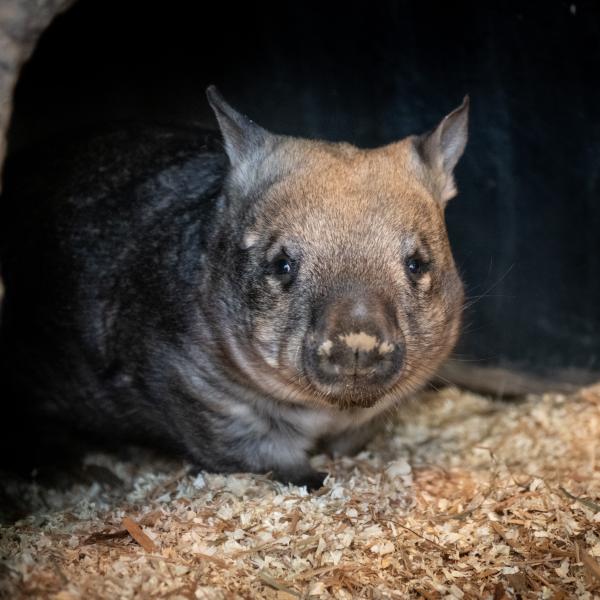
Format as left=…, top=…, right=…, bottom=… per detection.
left=415, top=96, right=469, bottom=205
left=206, top=85, right=272, bottom=167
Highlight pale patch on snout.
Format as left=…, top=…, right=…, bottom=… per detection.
left=378, top=341, right=395, bottom=355
left=318, top=339, right=333, bottom=356
left=339, top=332, right=378, bottom=352
left=338, top=332, right=396, bottom=355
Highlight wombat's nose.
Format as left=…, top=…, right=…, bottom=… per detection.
left=304, top=290, right=403, bottom=393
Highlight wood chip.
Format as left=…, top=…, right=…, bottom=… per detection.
left=122, top=516, right=157, bottom=553
left=288, top=509, right=301, bottom=535
left=83, top=510, right=162, bottom=546
left=559, top=486, right=600, bottom=513
left=579, top=543, right=600, bottom=581
left=257, top=571, right=300, bottom=598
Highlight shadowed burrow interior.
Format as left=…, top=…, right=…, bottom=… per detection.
left=2, top=0, right=600, bottom=396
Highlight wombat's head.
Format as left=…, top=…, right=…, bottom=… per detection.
left=207, top=86, right=467, bottom=411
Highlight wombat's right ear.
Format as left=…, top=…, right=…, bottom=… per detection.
left=206, top=85, right=271, bottom=167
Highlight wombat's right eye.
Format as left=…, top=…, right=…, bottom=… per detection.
left=271, top=253, right=297, bottom=284
left=275, top=257, right=291, bottom=275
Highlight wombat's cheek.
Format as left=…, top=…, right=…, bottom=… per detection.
left=434, top=275, right=466, bottom=353
left=251, top=323, right=281, bottom=368
left=407, top=294, right=464, bottom=378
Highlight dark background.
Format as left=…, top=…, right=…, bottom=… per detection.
left=6, top=0, right=600, bottom=389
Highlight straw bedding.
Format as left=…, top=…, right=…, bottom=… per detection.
left=1, top=384, right=599, bottom=599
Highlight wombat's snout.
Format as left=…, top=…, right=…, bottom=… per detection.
left=304, top=289, right=404, bottom=400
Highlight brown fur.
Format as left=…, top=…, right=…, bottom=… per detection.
left=207, top=87, right=468, bottom=415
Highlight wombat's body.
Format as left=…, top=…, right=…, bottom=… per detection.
left=0, top=89, right=468, bottom=487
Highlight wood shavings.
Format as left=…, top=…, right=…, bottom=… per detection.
left=1, top=386, right=600, bottom=598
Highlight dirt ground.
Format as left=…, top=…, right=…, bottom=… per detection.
left=1, top=385, right=599, bottom=599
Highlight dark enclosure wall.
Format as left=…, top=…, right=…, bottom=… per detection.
left=5, top=0, right=600, bottom=392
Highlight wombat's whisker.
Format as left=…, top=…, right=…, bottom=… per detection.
left=461, top=264, right=515, bottom=311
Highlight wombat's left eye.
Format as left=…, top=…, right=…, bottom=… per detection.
left=406, top=255, right=428, bottom=280
left=407, top=258, right=421, bottom=274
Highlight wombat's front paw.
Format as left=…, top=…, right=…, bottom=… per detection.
left=276, top=468, right=328, bottom=491
left=298, top=470, right=328, bottom=491
left=320, top=420, right=381, bottom=458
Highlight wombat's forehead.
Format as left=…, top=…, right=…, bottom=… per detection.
left=246, top=139, right=446, bottom=246
left=258, top=170, right=441, bottom=235
left=275, top=141, right=423, bottom=194
left=259, top=139, right=435, bottom=212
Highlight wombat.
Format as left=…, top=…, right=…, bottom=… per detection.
left=0, top=87, right=468, bottom=488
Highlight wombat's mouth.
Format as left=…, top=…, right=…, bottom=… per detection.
left=306, top=378, right=401, bottom=410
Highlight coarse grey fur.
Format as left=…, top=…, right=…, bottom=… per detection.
left=0, top=88, right=468, bottom=488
